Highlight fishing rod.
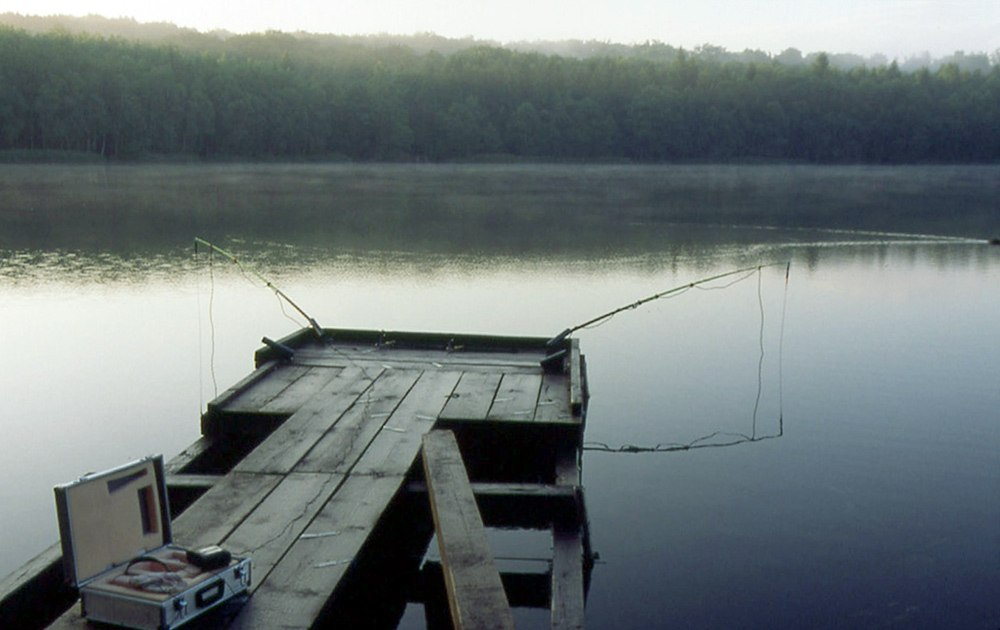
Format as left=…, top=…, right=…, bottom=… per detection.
left=547, top=262, right=789, bottom=347
left=193, top=237, right=323, bottom=337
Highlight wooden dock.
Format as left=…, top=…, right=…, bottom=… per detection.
left=13, top=328, right=592, bottom=630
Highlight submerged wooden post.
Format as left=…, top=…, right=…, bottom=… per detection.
left=551, top=448, right=585, bottom=630
left=421, top=430, right=515, bottom=630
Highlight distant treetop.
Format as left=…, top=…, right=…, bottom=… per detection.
left=0, top=11, right=995, bottom=72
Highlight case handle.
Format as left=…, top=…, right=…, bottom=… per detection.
left=195, top=580, right=225, bottom=608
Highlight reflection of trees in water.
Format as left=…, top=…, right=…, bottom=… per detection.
left=3, top=165, right=994, bottom=289
left=3, top=165, right=997, bottom=253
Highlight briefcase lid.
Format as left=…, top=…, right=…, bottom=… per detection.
left=54, top=455, right=173, bottom=587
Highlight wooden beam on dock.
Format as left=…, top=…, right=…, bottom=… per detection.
left=227, top=473, right=406, bottom=630
left=406, top=481, right=578, bottom=500
left=165, top=473, right=223, bottom=491
left=551, top=526, right=586, bottom=630
left=569, top=338, right=583, bottom=416
left=421, top=430, right=515, bottom=630
left=552, top=447, right=586, bottom=630
left=234, top=365, right=375, bottom=474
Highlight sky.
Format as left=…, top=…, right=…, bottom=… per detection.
left=5, top=0, right=999, bottom=59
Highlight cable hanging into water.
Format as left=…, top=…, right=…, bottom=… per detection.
left=193, top=237, right=323, bottom=337
left=581, top=261, right=791, bottom=455
left=583, top=428, right=783, bottom=454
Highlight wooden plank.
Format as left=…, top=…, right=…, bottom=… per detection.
left=421, top=430, right=514, bottom=630
left=258, top=366, right=343, bottom=414
left=278, top=327, right=549, bottom=352
left=207, top=360, right=279, bottom=412
left=163, top=436, right=214, bottom=475
left=293, top=347, right=545, bottom=369
left=350, top=370, right=462, bottom=477
left=439, top=372, right=502, bottom=420
left=234, top=366, right=376, bottom=474
left=221, top=472, right=345, bottom=590
left=552, top=443, right=586, bottom=629
left=555, top=448, right=580, bottom=487
left=171, top=472, right=282, bottom=548
left=228, top=474, right=406, bottom=630
left=0, top=542, right=73, bottom=630
left=294, top=369, right=421, bottom=473
left=294, top=358, right=539, bottom=375
left=569, top=338, right=583, bottom=415
left=406, top=481, right=577, bottom=500
left=487, top=372, right=542, bottom=422
left=43, top=604, right=87, bottom=629
left=165, top=473, right=223, bottom=490
left=551, top=526, right=586, bottom=630
left=0, top=543, right=61, bottom=604
left=534, top=371, right=575, bottom=424
left=222, top=365, right=313, bottom=412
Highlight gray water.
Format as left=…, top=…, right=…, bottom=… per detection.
left=1, top=164, right=998, bottom=628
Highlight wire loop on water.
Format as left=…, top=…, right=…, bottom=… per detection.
left=581, top=263, right=790, bottom=455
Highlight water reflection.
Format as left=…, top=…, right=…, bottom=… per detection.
left=2, top=164, right=997, bottom=255
left=1, top=164, right=998, bottom=628
left=2, top=235, right=996, bottom=292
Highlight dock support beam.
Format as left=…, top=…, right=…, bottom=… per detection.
left=422, top=430, right=515, bottom=630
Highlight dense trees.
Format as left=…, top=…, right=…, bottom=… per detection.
left=1, top=26, right=998, bottom=162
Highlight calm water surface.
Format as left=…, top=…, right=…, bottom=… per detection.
left=1, top=164, right=998, bottom=628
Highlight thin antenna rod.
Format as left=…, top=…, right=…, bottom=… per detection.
left=548, top=262, right=786, bottom=346
left=194, top=237, right=323, bottom=337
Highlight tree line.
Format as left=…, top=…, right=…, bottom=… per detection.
left=1, top=26, right=998, bottom=162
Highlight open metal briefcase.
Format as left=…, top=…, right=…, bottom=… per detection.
left=54, top=455, right=250, bottom=629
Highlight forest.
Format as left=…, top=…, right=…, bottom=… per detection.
left=1, top=23, right=998, bottom=163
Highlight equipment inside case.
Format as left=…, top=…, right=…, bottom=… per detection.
left=55, top=455, right=250, bottom=629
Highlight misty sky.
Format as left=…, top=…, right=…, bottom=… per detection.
left=10, top=0, right=999, bottom=59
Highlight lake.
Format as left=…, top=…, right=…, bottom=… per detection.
left=1, top=163, right=998, bottom=628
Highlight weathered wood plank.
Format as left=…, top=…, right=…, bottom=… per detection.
left=258, top=366, right=343, bottom=414
left=0, top=543, right=61, bottom=605
left=552, top=443, right=586, bottom=629
left=405, top=481, right=577, bottom=500
left=43, top=603, right=86, bottom=629
left=0, top=542, right=74, bottom=630
left=534, top=371, right=575, bottom=424
left=551, top=526, right=586, bottom=630
left=228, top=474, right=406, bottom=630
left=350, top=370, right=462, bottom=477
left=555, top=447, right=580, bottom=487
left=171, top=472, right=282, bottom=548
left=293, top=369, right=421, bottom=474
left=234, top=366, right=376, bottom=474
left=486, top=372, right=543, bottom=422
left=163, top=437, right=214, bottom=475
left=222, top=472, right=345, bottom=591
left=439, top=372, right=502, bottom=421
left=422, top=430, right=514, bottom=630
left=569, top=338, right=583, bottom=415
left=165, top=473, right=223, bottom=490
left=293, top=347, right=545, bottom=369
left=294, top=358, right=540, bottom=375
left=206, top=361, right=279, bottom=413
left=222, top=365, right=313, bottom=413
